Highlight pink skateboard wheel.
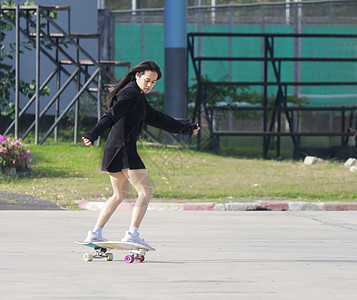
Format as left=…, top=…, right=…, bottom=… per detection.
left=125, top=255, right=134, bottom=263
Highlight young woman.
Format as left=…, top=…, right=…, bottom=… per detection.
left=82, top=60, right=200, bottom=247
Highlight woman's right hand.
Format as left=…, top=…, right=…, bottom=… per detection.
left=82, top=136, right=93, bottom=148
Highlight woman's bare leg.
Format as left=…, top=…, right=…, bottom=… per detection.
left=122, top=168, right=152, bottom=229
left=95, top=171, right=129, bottom=228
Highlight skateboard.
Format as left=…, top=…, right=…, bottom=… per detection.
left=76, top=241, right=155, bottom=263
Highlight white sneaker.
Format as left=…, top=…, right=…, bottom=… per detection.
left=84, top=230, right=108, bottom=242
left=121, top=231, right=151, bottom=248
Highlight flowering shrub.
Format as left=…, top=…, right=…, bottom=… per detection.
left=0, top=135, right=32, bottom=169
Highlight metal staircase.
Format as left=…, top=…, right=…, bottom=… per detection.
left=1, top=5, right=130, bottom=145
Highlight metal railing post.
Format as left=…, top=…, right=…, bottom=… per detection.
left=35, top=6, right=40, bottom=144
left=15, top=5, right=20, bottom=139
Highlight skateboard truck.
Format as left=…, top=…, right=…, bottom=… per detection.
left=83, top=247, right=114, bottom=262
left=124, top=248, right=148, bottom=263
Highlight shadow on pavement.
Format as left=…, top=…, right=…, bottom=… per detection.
left=0, top=191, right=63, bottom=210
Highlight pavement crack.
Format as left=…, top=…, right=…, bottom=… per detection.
left=289, top=211, right=357, bottom=232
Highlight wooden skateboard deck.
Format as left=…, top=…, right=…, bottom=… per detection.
left=76, top=241, right=155, bottom=263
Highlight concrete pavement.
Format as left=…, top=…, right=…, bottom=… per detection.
left=2, top=209, right=357, bottom=299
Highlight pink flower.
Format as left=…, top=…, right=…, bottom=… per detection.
left=0, top=135, right=32, bottom=169
left=96, top=194, right=101, bottom=198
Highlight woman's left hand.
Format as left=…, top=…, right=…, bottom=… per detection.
left=193, top=124, right=200, bottom=135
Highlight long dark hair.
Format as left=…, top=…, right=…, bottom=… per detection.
left=106, top=60, right=162, bottom=108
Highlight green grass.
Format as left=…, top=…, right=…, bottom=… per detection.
left=1, top=141, right=356, bottom=209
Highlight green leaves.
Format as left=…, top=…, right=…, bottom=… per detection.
left=189, top=75, right=309, bottom=108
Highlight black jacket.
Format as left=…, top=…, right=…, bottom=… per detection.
left=84, top=81, right=197, bottom=172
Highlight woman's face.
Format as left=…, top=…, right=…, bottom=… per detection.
left=135, top=70, right=158, bottom=94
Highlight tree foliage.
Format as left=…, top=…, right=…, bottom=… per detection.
left=188, top=75, right=308, bottom=108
